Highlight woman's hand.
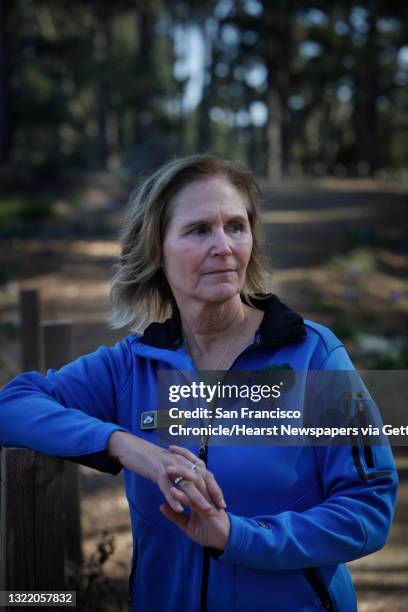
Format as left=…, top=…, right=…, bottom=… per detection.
left=159, top=445, right=230, bottom=551
left=160, top=499, right=230, bottom=551
left=107, top=431, right=225, bottom=514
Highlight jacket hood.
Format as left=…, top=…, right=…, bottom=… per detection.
left=140, top=294, right=306, bottom=350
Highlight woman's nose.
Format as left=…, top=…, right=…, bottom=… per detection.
left=210, top=228, right=232, bottom=256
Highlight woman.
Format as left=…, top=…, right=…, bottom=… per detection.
left=0, top=154, right=398, bottom=611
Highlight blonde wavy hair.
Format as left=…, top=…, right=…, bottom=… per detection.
left=110, top=153, right=271, bottom=331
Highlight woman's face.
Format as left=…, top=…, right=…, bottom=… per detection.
left=162, top=176, right=253, bottom=306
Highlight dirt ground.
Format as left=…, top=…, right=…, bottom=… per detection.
left=0, top=177, right=407, bottom=609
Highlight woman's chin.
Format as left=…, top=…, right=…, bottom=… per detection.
left=199, top=284, right=240, bottom=304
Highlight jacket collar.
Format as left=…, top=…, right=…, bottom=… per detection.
left=140, top=294, right=305, bottom=350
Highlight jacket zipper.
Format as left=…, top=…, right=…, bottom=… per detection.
left=128, top=540, right=138, bottom=606
left=199, top=443, right=209, bottom=612
left=303, top=568, right=334, bottom=611
left=195, top=336, right=294, bottom=611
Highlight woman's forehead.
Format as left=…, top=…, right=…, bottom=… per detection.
left=168, top=176, right=249, bottom=217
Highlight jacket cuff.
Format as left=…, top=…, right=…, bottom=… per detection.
left=61, top=425, right=130, bottom=475
left=211, top=512, right=249, bottom=564
left=212, top=512, right=278, bottom=567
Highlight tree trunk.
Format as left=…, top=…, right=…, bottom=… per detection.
left=134, top=7, right=155, bottom=144
left=263, top=2, right=293, bottom=179
left=94, top=19, right=112, bottom=170
left=266, top=85, right=282, bottom=180
left=0, top=0, right=13, bottom=165
left=351, top=6, right=379, bottom=176
left=96, top=77, right=109, bottom=169
left=196, top=21, right=216, bottom=152
left=363, top=9, right=379, bottom=176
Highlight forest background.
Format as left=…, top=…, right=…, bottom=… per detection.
left=0, top=1, right=407, bottom=610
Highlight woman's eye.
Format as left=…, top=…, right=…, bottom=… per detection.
left=191, top=225, right=208, bottom=235
left=228, top=222, right=244, bottom=232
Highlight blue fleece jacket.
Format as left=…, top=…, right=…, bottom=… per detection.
left=0, top=295, right=398, bottom=612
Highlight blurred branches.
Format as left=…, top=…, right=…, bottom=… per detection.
left=0, top=0, right=407, bottom=181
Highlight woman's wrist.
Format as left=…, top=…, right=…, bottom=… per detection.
left=107, top=430, right=127, bottom=464
left=107, top=430, right=166, bottom=481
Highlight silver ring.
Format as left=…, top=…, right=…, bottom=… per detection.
left=173, top=476, right=184, bottom=486
left=190, top=461, right=200, bottom=473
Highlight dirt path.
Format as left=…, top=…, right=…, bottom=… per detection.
left=350, top=448, right=408, bottom=610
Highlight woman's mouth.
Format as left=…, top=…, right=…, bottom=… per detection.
left=204, top=269, right=236, bottom=275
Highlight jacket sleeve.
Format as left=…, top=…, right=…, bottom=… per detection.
left=0, top=340, right=133, bottom=474
left=216, top=346, right=398, bottom=571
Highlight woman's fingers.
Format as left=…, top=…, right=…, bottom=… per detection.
left=174, top=480, right=215, bottom=514
left=159, top=503, right=188, bottom=531
left=169, top=485, right=191, bottom=507
left=157, top=472, right=184, bottom=513
left=169, top=483, right=214, bottom=514
left=204, top=469, right=227, bottom=509
left=167, top=466, right=214, bottom=514
left=155, top=446, right=218, bottom=514
left=169, top=445, right=226, bottom=509
left=167, top=463, right=206, bottom=492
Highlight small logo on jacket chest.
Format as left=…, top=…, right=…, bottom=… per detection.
left=140, top=410, right=186, bottom=430
left=141, top=411, right=157, bottom=429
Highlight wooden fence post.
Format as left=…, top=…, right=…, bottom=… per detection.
left=0, top=295, right=82, bottom=606
left=0, top=449, right=65, bottom=592
left=41, top=321, right=82, bottom=571
left=1, top=292, right=67, bottom=604
left=19, top=288, right=41, bottom=371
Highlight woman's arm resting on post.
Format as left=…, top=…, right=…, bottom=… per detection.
left=0, top=338, right=224, bottom=509
left=0, top=341, right=132, bottom=473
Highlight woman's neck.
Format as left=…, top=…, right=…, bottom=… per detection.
left=178, top=296, right=263, bottom=370
left=179, top=296, right=244, bottom=341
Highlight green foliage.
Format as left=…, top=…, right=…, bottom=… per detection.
left=331, top=316, right=360, bottom=341
left=0, top=196, right=52, bottom=227
left=365, top=343, right=408, bottom=369
left=331, top=249, right=377, bottom=275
